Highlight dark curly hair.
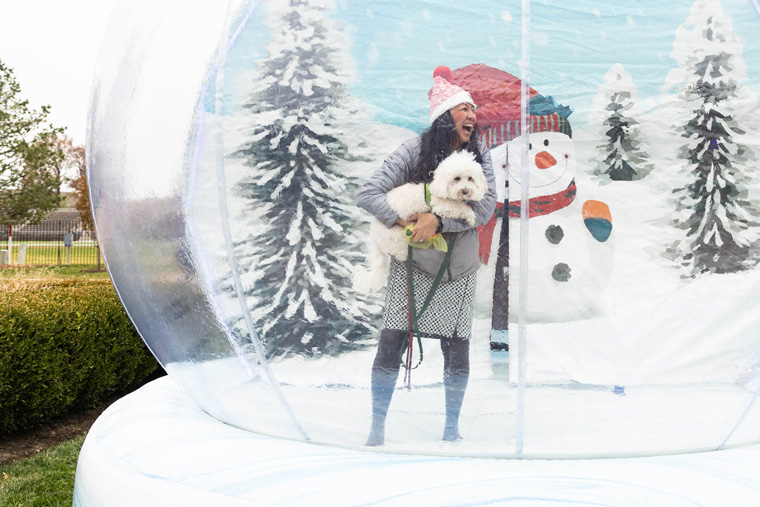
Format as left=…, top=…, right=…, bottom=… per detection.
left=408, top=110, right=483, bottom=184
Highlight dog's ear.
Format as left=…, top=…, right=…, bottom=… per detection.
left=429, top=155, right=457, bottom=199
left=428, top=170, right=448, bottom=200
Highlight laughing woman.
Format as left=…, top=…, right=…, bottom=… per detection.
left=357, top=66, right=496, bottom=446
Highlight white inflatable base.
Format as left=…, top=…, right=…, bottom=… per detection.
left=73, top=377, right=760, bottom=506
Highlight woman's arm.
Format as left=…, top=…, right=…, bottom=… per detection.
left=357, top=138, right=420, bottom=227
left=439, top=144, right=497, bottom=232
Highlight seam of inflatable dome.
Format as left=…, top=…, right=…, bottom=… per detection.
left=211, top=0, right=310, bottom=442
left=720, top=379, right=760, bottom=449
left=515, top=0, right=531, bottom=457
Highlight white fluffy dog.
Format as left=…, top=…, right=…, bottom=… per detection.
left=353, top=150, right=487, bottom=293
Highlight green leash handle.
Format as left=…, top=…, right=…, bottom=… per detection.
left=401, top=235, right=457, bottom=370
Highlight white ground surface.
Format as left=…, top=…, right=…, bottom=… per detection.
left=73, top=376, right=760, bottom=506
left=165, top=344, right=760, bottom=458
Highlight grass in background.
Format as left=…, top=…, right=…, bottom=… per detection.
left=0, top=265, right=109, bottom=282
left=4, top=241, right=103, bottom=266
left=0, top=435, right=84, bottom=507
left=16, top=245, right=101, bottom=266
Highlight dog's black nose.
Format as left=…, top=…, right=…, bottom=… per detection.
left=462, top=188, right=469, bottom=195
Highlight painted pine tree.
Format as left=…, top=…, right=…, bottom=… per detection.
left=232, top=0, right=379, bottom=358
left=591, top=64, right=652, bottom=181
left=665, top=0, right=760, bottom=276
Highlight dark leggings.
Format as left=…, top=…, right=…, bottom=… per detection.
left=368, top=328, right=469, bottom=442
left=371, top=328, right=470, bottom=379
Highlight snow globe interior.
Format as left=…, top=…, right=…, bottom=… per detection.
left=87, top=0, right=760, bottom=457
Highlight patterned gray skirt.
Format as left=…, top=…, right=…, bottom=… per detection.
left=383, top=258, right=477, bottom=339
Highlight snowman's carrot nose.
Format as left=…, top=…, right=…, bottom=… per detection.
left=535, top=151, right=557, bottom=169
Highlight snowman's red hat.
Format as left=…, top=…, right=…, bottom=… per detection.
left=449, top=64, right=571, bottom=148
left=428, top=66, right=475, bottom=124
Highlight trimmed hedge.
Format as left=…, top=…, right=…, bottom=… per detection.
left=0, top=279, right=160, bottom=435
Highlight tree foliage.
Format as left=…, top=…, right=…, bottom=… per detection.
left=231, top=0, right=379, bottom=358
left=68, top=144, right=93, bottom=232
left=666, top=0, right=760, bottom=276
left=49, top=134, right=84, bottom=197
left=592, top=64, right=652, bottom=182
left=0, top=59, right=64, bottom=224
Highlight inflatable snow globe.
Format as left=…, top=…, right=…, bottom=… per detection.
left=87, top=0, right=760, bottom=458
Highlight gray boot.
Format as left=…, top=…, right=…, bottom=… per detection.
left=366, top=368, right=397, bottom=446
left=443, top=373, right=468, bottom=442
left=441, top=337, right=469, bottom=442
left=365, top=329, right=406, bottom=446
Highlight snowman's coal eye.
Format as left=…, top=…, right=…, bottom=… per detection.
left=544, top=139, right=549, bottom=146
left=529, top=143, right=532, bottom=150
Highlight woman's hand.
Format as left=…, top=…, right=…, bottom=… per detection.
left=407, top=212, right=439, bottom=242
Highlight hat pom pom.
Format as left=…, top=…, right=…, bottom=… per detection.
left=433, top=66, right=453, bottom=82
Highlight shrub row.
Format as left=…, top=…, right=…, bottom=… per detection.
left=0, top=279, right=160, bottom=435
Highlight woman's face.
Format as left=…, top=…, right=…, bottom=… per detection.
left=450, top=103, right=477, bottom=147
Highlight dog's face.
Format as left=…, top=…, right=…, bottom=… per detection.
left=429, top=151, right=487, bottom=202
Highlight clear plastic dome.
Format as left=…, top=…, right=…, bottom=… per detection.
left=88, top=0, right=760, bottom=457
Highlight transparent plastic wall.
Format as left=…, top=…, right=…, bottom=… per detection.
left=512, top=0, right=760, bottom=456
left=88, top=0, right=760, bottom=458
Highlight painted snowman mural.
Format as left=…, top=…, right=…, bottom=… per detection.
left=507, top=131, right=614, bottom=323
left=451, top=65, right=614, bottom=347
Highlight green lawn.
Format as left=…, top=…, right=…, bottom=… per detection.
left=0, top=265, right=109, bottom=280
left=5, top=243, right=102, bottom=266
left=0, top=436, right=84, bottom=507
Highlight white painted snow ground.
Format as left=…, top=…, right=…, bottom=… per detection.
left=73, top=376, right=760, bottom=506
left=165, top=328, right=760, bottom=458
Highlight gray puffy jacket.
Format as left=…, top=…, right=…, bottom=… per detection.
left=358, top=137, right=497, bottom=282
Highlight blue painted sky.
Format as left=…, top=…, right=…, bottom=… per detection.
left=221, top=0, right=760, bottom=132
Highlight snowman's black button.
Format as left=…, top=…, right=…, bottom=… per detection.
left=552, top=263, right=571, bottom=282
left=545, top=225, right=564, bottom=244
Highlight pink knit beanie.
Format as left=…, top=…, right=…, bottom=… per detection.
left=427, top=66, right=475, bottom=124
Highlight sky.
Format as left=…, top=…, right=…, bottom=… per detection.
left=0, top=0, right=117, bottom=146
left=1, top=0, right=758, bottom=146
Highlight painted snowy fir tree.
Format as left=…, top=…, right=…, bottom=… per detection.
left=590, top=64, right=652, bottom=181
left=232, top=0, right=379, bottom=358
left=664, top=0, right=760, bottom=276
